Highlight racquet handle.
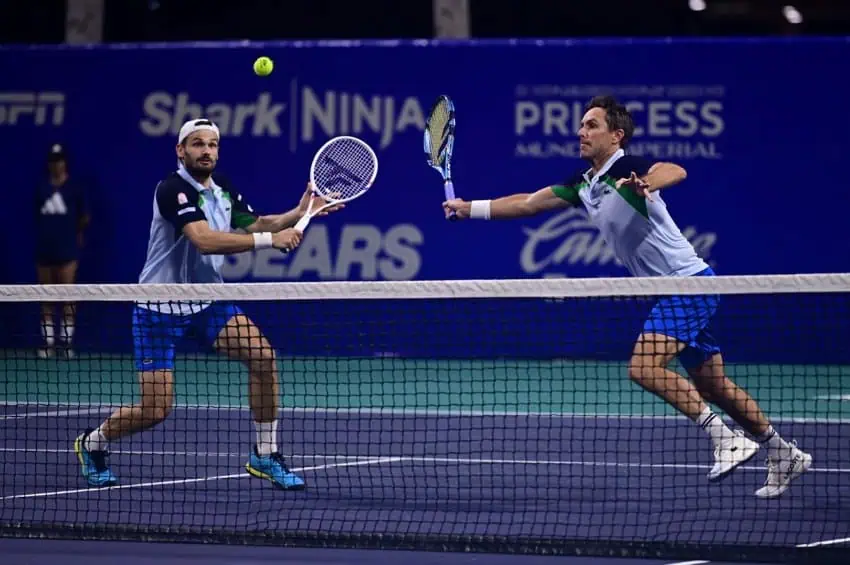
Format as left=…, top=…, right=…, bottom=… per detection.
left=279, top=213, right=312, bottom=253
left=294, top=213, right=311, bottom=233
left=444, top=180, right=457, bottom=221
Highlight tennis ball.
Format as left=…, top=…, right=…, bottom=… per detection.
left=253, top=56, right=273, bottom=76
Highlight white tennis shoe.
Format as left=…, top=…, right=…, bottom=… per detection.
left=707, top=429, right=760, bottom=482
left=755, top=441, right=812, bottom=499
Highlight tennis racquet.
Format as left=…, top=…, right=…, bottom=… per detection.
left=424, top=95, right=457, bottom=221
left=294, top=135, right=379, bottom=234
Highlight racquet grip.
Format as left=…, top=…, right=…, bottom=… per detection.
left=444, top=181, right=458, bottom=221
left=294, top=214, right=311, bottom=232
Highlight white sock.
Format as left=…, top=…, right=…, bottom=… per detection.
left=255, top=420, right=278, bottom=456
left=85, top=427, right=109, bottom=452
left=59, top=318, right=75, bottom=345
left=41, top=320, right=55, bottom=347
left=756, top=426, right=792, bottom=459
left=697, top=407, right=734, bottom=445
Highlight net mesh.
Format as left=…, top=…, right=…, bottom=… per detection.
left=1, top=275, right=849, bottom=563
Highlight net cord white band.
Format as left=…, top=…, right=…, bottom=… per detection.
left=1, top=274, right=849, bottom=303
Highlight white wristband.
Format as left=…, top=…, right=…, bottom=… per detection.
left=470, top=200, right=492, bottom=220
left=252, top=232, right=273, bottom=249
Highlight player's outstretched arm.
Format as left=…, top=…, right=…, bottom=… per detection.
left=157, top=178, right=303, bottom=253
left=615, top=156, right=688, bottom=201
left=643, top=162, right=687, bottom=192
left=183, top=221, right=302, bottom=254
left=247, top=182, right=344, bottom=233
left=442, top=185, right=571, bottom=220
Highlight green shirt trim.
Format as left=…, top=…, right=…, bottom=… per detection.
left=551, top=182, right=585, bottom=205
left=601, top=175, right=648, bottom=219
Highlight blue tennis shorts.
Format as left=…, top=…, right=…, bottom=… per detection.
left=132, top=302, right=242, bottom=371
left=642, top=267, right=721, bottom=369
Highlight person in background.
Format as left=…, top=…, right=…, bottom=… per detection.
left=34, top=143, right=90, bottom=359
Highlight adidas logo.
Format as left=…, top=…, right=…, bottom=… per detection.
left=40, top=192, right=68, bottom=215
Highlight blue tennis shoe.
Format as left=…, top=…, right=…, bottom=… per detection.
left=74, top=429, right=118, bottom=487
left=245, top=446, right=305, bottom=490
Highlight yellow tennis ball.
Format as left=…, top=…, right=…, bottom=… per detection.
left=253, top=56, right=273, bottom=76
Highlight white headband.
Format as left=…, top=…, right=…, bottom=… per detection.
left=178, top=118, right=220, bottom=144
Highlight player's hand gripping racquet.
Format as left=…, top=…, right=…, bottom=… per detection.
left=424, top=95, right=457, bottom=221
left=294, top=135, right=379, bottom=234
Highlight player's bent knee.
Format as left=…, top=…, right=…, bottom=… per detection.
left=138, top=376, right=175, bottom=426
left=249, top=357, right=276, bottom=377
left=245, top=341, right=277, bottom=374
left=627, top=354, right=661, bottom=385
left=143, top=405, right=171, bottom=425
left=692, top=374, right=730, bottom=402
left=139, top=396, right=173, bottom=425
left=627, top=362, right=645, bottom=384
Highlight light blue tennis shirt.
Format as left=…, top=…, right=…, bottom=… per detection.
left=551, top=149, right=708, bottom=278
left=137, top=163, right=257, bottom=314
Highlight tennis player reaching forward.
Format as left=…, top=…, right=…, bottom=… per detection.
left=443, top=96, right=811, bottom=498
left=75, top=118, right=340, bottom=490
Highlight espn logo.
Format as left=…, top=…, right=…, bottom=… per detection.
left=0, top=92, right=65, bottom=126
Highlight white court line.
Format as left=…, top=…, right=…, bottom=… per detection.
left=1, top=448, right=375, bottom=461
left=3, top=448, right=848, bottom=474
left=1, top=457, right=403, bottom=502
left=814, top=394, right=850, bottom=401
left=0, top=447, right=362, bottom=459
left=0, top=407, right=110, bottom=421
left=666, top=561, right=709, bottom=565
left=1, top=401, right=847, bottom=424
left=396, top=456, right=850, bottom=474
left=796, top=537, right=850, bottom=548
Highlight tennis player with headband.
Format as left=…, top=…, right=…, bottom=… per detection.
left=74, top=118, right=339, bottom=491
left=442, top=96, right=811, bottom=499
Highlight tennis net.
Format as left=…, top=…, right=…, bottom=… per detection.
left=1, top=274, right=849, bottom=563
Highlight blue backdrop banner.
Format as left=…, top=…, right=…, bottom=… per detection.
left=1, top=38, right=848, bottom=363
